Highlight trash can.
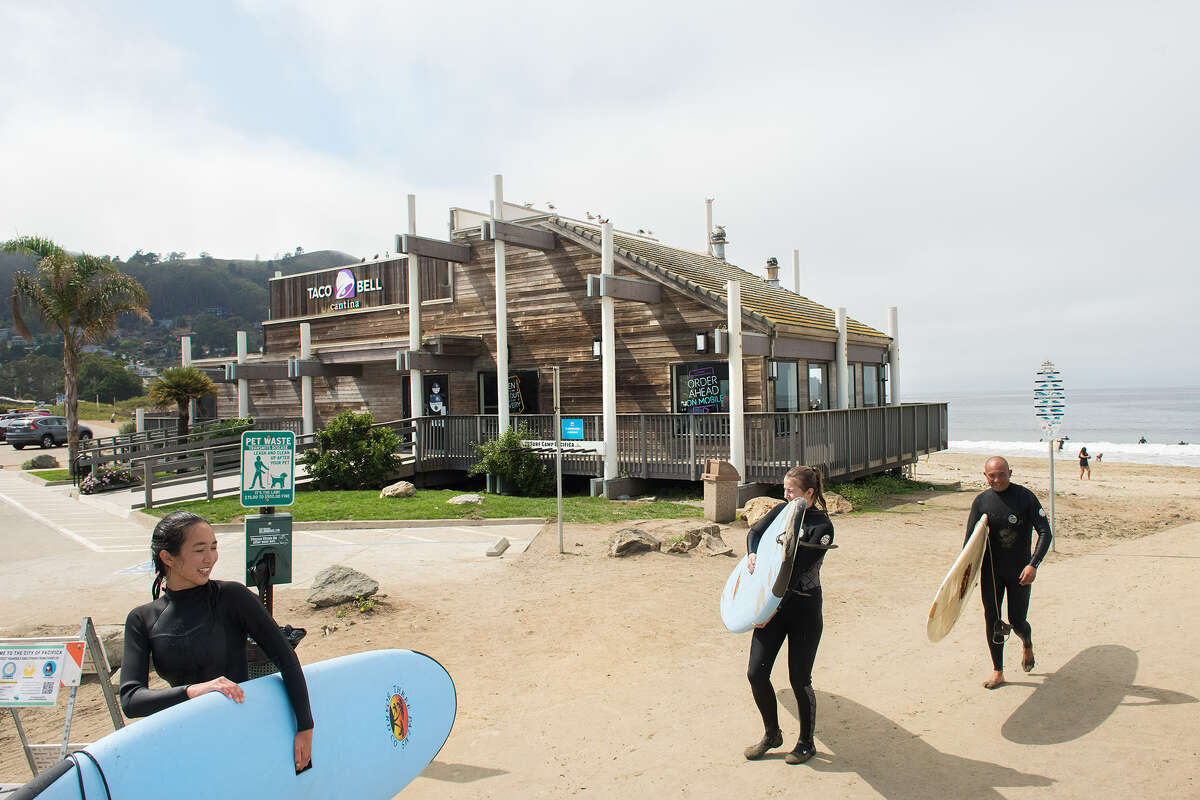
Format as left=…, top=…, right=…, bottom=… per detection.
left=702, top=459, right=740, bottom=523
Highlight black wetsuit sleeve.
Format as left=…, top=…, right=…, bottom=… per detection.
left=965, top=495, right=984, bottom=547
left=746, top=502, right=787, bottom=555
left=229, top=585, right=314, bottom=731
left=1025, top=489, right=1053, bottom=569
left=119, top=607, right=190, bottom=718
left=792, top=516, right=834, bottom=577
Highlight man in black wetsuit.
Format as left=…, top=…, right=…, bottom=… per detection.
left=966, top=456, right=1053, bottom=689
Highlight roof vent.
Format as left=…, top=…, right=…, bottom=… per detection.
left=765, top=257, right=780, bottom=286
left=711, top=226, right=727, bottom=261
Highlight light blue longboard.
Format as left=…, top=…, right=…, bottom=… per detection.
left=13, top=649, right=455, bottom=800
left=720, top=499, right=805, bottom=633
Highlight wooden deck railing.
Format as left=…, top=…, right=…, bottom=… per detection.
left=412, top=403, right=948, bottom=484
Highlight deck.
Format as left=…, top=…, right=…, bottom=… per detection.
left=411, top=403, right=947, bottom=484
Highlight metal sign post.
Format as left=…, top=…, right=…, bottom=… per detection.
left=1034, top=361, right=1065, bottom=552
left=553, top=367, right=563, bottom=554
left=241, top=431, right=296, bottom=614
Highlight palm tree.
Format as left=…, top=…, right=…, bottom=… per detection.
left=3, top=236, right=150, bottom=469
left=148, top=366, right=215, bottom=437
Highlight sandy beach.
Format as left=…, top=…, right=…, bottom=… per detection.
left=3, top=452, right=1198, bottom=797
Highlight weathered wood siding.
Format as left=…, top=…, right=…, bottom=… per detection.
left=241, top=232, right=771, bottom=419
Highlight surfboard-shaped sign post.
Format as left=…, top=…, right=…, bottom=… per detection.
left=720, top=499, right=805, bottom=633
left=1034, top=361, right=1064, bottom=552
left=927, top=514, right=989, bottom=642
left=12, top=650, right=456, bottom=800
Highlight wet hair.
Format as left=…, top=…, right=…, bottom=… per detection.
left=784, top=464, right=827, bottom=512
left=149, top=510, right=210, bottom=599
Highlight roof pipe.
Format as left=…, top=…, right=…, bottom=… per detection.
left=408, top=193, right=423, bottom=431
left=494, top=175, right=510, bottom=433
left=835, top=309, right=849, bottom=410
left=888, top=306, right=900, bottom=405
left=601, top=222, right=618, bottom=485
left=792, top=249, right=800, bottom=294
left=705, top=198, right=714, bottom=256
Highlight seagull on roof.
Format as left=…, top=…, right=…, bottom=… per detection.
left=523, top=202, right=533, bottom=208
left=586, top=212, right=595, bottom=220
left=546, top=202, right=556, bottom=210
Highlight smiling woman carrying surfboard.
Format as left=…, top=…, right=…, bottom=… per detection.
left=120, top=511, right=314, bottom=770
left=740, top=465, right=835, bottom=766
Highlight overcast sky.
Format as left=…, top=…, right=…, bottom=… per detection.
left=3, top=1, right=1197, bottom=394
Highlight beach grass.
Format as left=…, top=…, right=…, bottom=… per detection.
left=828, top=474, right=938, bottom=511
left=142, top=489, right=705, bottom=524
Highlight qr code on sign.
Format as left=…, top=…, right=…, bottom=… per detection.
left=42, top=680, right=57, bottom=694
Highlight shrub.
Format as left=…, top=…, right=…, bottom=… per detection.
left=22, top=454, right=60, bottom=470
left=299, top=411, right=402, bottom=490
left=79, top=464, right=140, bottom=494
left=190, top=417, right=253, bottom=443
left=468, top=425, right=552, bottom=496
left=118, top=420, right=137, bottom=435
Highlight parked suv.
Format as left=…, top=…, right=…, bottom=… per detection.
left=7, top=416, right=93, bottom=449
left=0, top=411, right=49, bottom=442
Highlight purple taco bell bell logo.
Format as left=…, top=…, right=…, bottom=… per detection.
left=334, top=269, right=357, bottom=300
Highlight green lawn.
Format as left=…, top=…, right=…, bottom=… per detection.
left=143, top=489, right=705, bottom=525
left=828, top=474, right=939, bottom=511
left=29, top=469, right=73, bottom=482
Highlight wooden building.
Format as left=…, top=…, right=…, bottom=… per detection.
left=192, top=201, right=946, bottom=487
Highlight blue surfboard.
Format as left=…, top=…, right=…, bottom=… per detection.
left=12, top=649, right=455, bottom=800
left=720, top=499, right=805, bottom=633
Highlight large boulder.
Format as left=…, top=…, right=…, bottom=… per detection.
left=609, top=528, right=661, bottom=557
left=825, top=491, right=854, bottom=514
left=665, top=524, right=721, bottom=553
left=380, top=480, right=416, bottom=499
left=448, top=493, right=484, bottom=505
left=740, top=496, right=784, bottom=527
left=307, top=565, right=380, bottom=608
left=701, top=530, right=734, bottom=556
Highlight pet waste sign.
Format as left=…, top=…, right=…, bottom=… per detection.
left=241, top=431, right=295, bottom=507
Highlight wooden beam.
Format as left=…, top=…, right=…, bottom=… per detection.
left=227, top=363, right=290, bottom=380
left=397, top=234, right=472, bottom=263
left=289, top=359, right=364, bottom=378
left=774, top=337, right=836, bottom=360
left=200, top=367, right=230, bottom=382
left=396, top=351, right=477, bottom=372
left=484, top=219, right=557, bottom=251
left=586, top=274, right=663, bottom=304
left=847, top=344, right=891, bottom=363
left=713, top=330, right=771, bottom=357
left=424, top=334, right=485, bottom=357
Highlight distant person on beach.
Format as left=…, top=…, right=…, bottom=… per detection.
left=1139, top=436, right=1147, bottom=444
left=1078, top=447, right=1091, bottom=479
left=1096, top=453, right=1103, bottom=464
left=1057, top=438, right=1064, bottom=451
left=965, top=457, right=1052, bottom=690
left=743, top=465, right=834, bottom=765
left=120, top=511, right=314, bottom=772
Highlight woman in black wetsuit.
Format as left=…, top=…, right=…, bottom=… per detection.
left=1078, top=447, right=1091, bottom=479
left=743, top=465, right=834, bottom=765
left=120, top=511, right=314, bottom=771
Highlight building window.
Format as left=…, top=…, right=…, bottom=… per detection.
left=863, top=364, right=880, bottom=407
left=672, top=362, right=729, bottom=413
left=850, top=364, right=859, bottom=408
left=807, top=362, right=829, bottom=410
left=774, top=361, right=800, bottom=412
left=478, top=371, right=539, bottom=414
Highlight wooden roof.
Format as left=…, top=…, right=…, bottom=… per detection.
left=546, top=220, right=888, bottom=340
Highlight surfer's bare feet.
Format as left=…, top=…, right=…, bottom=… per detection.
left=744, top=729, right=783, bottom=760
left=1022, top=647, right=1035, bottom=673
left=983, top=671, right=1006, bottom=689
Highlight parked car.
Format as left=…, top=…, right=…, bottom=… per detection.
left=0, top=412, right=47, bottom=442
left=7, top=416, right=93, bottom=449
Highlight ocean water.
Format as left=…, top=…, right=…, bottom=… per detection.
left=912, top=387, right=1200, bottom=467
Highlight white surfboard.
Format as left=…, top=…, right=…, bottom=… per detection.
left=13, top=649, right=455, bottom=800
left=720, top=499, right=804, bottom=633
left=927, top=514, right=989, bottom=642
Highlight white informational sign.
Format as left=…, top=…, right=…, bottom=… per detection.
left=0, top=642, right=83, bottom=707
left=1033, top=361, right=1066, bottom=437
left=523, top=439, right=606, bottom=455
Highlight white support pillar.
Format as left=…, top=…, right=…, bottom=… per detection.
left=299, top=323, right=314, bottom=434
left=835, top=308, right=849, bottom=410
left=236, top=331, right=249, bottom=419
left=135, top=407, right=145, bottom=434
left=407, top=193, right=423, bottom=426
left=792, top=249, right=801, bottom=294
left=887, top=306, right=901, bottom=405
left=181, top=336, right=198, bottom=424
left=728, top=281, right=745, bottom=482
left=601, top=223, right=618, bottom=482
left=494, top=175, right=510, bottom=432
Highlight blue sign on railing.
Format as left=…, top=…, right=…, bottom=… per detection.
left=561, top=418, right=584, bottom=441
